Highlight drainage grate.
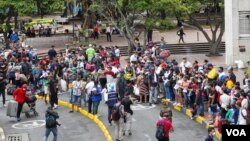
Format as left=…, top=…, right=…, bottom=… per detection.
left=6, top=133, right=29, bottom=141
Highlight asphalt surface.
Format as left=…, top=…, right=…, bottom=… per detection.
left=58, top=93, right=218, bottom=141
left=0, top=94, right=105, bottom=141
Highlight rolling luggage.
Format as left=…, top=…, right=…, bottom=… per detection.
left=6, top=100, right=18, bottom=117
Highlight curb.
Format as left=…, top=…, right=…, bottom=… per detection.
left=36, top=96, right=113, bottom=141
left=161, top=99, right=222, bottom=141
left=0, top=127, right=5, bottom=141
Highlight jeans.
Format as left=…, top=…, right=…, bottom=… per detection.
left=183, top=91, right=188, bottom=107
left=114, top=119, right=124, bottom=140
left=197, top=96, right=205, bottom=115
left=106, top=32, right=112, bottom=42
left=0, top=89, right=6, bottom=105
left=88, top=96, right=92, bottom=113
left=92, top=101, right=100, bottom=115
left=165, top=86, right=171, bottom=100
left=44, top=127, right=57, bottom=141
left=124, top=113, right=132, bottom=134
left=108, top=106, right=114, bottom=124
left=149, top=86, right=158, bottom=104
left=81, top=92, right=87, bottom=107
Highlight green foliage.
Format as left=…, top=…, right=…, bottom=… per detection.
left=155, top=19, right=175, bottom=30
left=24, top=18, right=54, bottom=29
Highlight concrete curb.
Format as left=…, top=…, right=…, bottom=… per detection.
left=161, top=99, right=222, bottom=141
left=36, top=95, right=113, bottom=141
left=0, top=127, right=5, bottom=141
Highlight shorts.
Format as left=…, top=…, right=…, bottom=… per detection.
left=209, top=104, right=218, bottom=116
left=70, top=95, right=80, bottom=104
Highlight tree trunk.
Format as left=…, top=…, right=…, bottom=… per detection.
left=208, top=41, right=221, bottom=56
left=14, top=14, right=18, bottom=30
left=3, top=31, right=10, bottom=49
left=36, top=0, right=41, bottom=16
left=143, top=28, right=147, bottom=49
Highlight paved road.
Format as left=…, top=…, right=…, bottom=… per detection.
left=0, top=95, right=105, bottom=141
left=57, top=93, right=218, bottom=141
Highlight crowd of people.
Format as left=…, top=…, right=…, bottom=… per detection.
left=1, top=34, right=250, bottom=141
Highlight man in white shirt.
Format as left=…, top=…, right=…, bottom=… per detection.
left=220, top=90, right=231, bottom=119
left=130, top=53, right=138, bottom=64
left=106, top=23, right=112, bottom=42
left=115, top=46, right=120, bottom=59
left=240, top=92, right=248, bottom=109
left=179, top=57, right=192, bottom=74
left=236, top=101, right=248, bottom=125
left=85, top=78, right=95, bottom=113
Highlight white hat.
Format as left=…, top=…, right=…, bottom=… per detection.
left=91, top=87, right=97, bottom=91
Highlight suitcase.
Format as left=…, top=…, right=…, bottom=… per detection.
left=6, top=100, right=18, bottom=117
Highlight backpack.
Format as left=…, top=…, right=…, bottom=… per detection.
left=46, top=114, right=57, bottom=128
left=21, top=62, right=31, bottom=75
left=111, top=104, right=121, bottom=121
left=155, top=121, right=166, bottom=140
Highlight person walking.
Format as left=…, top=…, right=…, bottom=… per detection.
left=0, top=56, right=7, bottom=107
left=48, top=45, right=57, bottom=60
left=113, top=98, right=125, bottom=141
left=106, top=23, right=112, bottom=42
left=85, top=78, right=95, bottom=113
left=122, top=93, right=133, bottom=136
left=205, top=127, right=215, bottom=141
left=48, top=75, right=58, bottom=109
left=93, top=24, right=99, bottom=40
left=177, top=26, right=185, bottom=43
left=104, top=85, right=118, bottom=125
left=13, top=84, right=29, bottom=122
left=156, top=112, right=174, bottom=141
left=69, top=77, right=82, bottom=113
left=91, top=82, right=102, bottom=115
left=44, top=107, right=60, bottom=141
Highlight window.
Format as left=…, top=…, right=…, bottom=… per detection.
left=239, top=11, right=250, bottom=35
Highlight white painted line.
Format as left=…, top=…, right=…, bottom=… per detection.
left=144, top=134, right=152, bottom=141
left=131, top=104, right=156, bottom=111
left=12, top=120, right=45, bottom=129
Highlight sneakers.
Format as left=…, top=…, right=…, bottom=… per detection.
left=3, top=104, right=6, bottom=107
left=129, top=132, right=132, bottom=136
left=17, top=118, right=21, bottom=122
left=69, top=110, right=74, bottom=113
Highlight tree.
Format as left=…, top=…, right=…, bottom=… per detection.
left=0, top=0, right=36, bottom=48
left=34, top=0, right=64, bottom=18
left=177, top=0, right=224, bottom=56
left=90, top=0, right=176, bottom=55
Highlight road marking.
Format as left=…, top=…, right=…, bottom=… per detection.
left=12, top=120, right=45, bottom=129
left=144, top=134, right=152, bottom=141
left=132, top=118, right=136, bottom=122
left=131, top=104, right=156, bottom=111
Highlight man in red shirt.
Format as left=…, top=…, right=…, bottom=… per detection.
left=13, top=84, right=29, bottom=121
left=156, top=112, right=174, bottom=141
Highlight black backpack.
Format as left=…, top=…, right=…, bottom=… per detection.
left=46, top=114, right=57, bottom=128
left=111, top=104, right=121, bottom=121
left=155, top=121, right=166, bottom=140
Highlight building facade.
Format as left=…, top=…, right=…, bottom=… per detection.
left=225, top=0, right=250, bottom=66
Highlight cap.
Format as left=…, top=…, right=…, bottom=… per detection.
left=91, top=87, right=97, bottom=91
left=207, top=63, right=213, bottom=67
